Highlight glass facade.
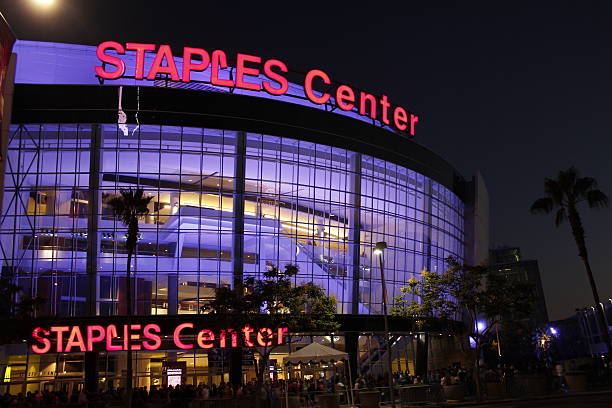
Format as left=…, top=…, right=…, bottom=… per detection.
left=1, top=123, right=464, bottom=317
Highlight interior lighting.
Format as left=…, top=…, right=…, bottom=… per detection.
left=373, top=241, right=387, bottom=255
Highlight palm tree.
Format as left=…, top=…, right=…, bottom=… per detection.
left=530, top=167, right=611, bottom=354
left=106, top=189, right=153, bottom=407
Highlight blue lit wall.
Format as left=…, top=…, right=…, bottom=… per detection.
left=1, top=124, right=464, bottom=316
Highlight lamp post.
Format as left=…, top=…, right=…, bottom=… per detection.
left=374, top=241, right=396, bottom=408
left=31, top=0, right=56, bottom=7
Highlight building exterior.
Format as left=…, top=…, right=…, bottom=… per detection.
left=489, top=247, right=549, bottom=326
left=555, top=301, right=612, bottom=357
left=547, top=315, right=590, bottom=360
left=0, top=37, right=488, bottom=393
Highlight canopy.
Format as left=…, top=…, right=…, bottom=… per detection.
left=283, top=342, right=348, bottom=365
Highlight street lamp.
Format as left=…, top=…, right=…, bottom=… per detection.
left=32, top=0, right=55, bottom=5
left=374, top=241, right=396, bottom=408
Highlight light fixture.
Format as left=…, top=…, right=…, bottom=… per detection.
left=32, top=0, right=55, bottom=7
left=373, top=241, right=387, bottom=255
left=476, top=320, right=486, bottom=333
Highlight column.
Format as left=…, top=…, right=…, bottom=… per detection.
left=349, top=152, right=362, bottom=315
left=345, top=333, right=359, bottom=382
left=86, top=124, right=102, bottom=315
left=423, top=179, right=433, bottom=272
left=168, top=192, right=183, bottom=315
left=230, top=131, right=246, bottom=386
left=168, top=273, right=178, bottom=315
left=232, top=131, right=246, bottom=288
left=85, top=124, right=102, bottom=392
left=414, top=333, right=428, bottom=377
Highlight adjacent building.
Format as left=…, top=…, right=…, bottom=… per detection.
left=489, top=247, right=549, bottom=326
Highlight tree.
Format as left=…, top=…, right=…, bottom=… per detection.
left=106, top=189, right=153, bottom=407
left=530, top=167, right=611, bottom=354
left=392, top=257, right=534, bottom=398
left=0, top=277, right=44, bottom=319
left=205, top=263, right=339, bottom=386
left=0, top=277, right=44, bottom=344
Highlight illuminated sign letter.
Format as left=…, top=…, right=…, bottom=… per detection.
left=147, top=45, right=180, bottom=81
left=242, top=325, right=254, bottom=347
left=220, top=329, right=238, bottom=348
left=51, top=326, right=70, bottom=353
left=197, top=329, right=215, bottom=349
left=95, top=41, right=126, bottom=80
left=125, top=43, right=156, bottom=79
left=257, top=327, right=273, bottom=347
left=379, top=94, right=391, bottom=125
left=359, top=92, right=377, bottom=119
left=130, top=324, right=142, bottom=351
left=143, top=324, right=162, bottom=351
left=86, top=325, right=106, bottom=352
left=173, top=323, right=194, bottom=349
left=182, top=47, right=210, bottom=83
left=393, top=106, right=408, bottom=131
left=106, top=325, right=122, bottom=351
left=32, top=328, right=51, bottom=354
left=211, top=50, right=234, bottom=87
left=277, top=327, right=288, bottom=345
left=336, top=85, right=355, bottom=111
left=65, top=326, right=86, bottom=352
left=236, top=53, right=262, bottom=91
left=304, top=69, right=331, bottom=104
left=263, top=59, right=288, bottom=96
left=410, top=114, right=419, bottom=137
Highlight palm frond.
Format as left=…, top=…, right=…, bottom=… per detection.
left=586, top=189, right=609, bottom=209
left=574, top=177, right=596, bottom=198
left=543, top=178, right=564, bottom=206
left=106, top=189, right=153, bottom=226
left=530, top=197, right=554, bottom=214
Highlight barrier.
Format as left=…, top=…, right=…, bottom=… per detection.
left=358, top=390, right=380, bottom=408
left=399, top=385, right=430, bottom=406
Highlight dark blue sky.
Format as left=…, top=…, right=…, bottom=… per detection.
left=2, top=0, right=611, bottom=320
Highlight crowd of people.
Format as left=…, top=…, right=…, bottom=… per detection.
left=0, top=378, right=350, bottom=408
left=0, top=361, right=606, bottom=407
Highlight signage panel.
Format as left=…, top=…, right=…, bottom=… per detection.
left=31, top=323, right=288, bottom=354
left=95, top=42, right=419, bottom=136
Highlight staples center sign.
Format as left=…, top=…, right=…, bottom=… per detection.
left=31, top=323, right=288, bottom=354
left=95, top=42, right=419, bottom=136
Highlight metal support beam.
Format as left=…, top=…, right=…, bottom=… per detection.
left=232, top=131, right=246, bottom=289
left=86, top=124, right=102, bottom=316
left=230, top=131, right=246, bottom=386
left=349, top=152, right=362, bottom=315
left=85, top=124, right=102, bottom=393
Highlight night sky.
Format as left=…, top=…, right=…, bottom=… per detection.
left=1, top=0, right=611, bottom=321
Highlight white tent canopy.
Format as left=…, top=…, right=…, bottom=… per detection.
left=283, top=342, right=348, bottom=365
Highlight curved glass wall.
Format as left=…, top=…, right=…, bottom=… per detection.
left=0, top=123, right=464, bottom=317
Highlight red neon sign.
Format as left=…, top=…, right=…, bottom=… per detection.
left=95, top=42, right=419, bottom=136
left=31, top=323, right=287, bottom=354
